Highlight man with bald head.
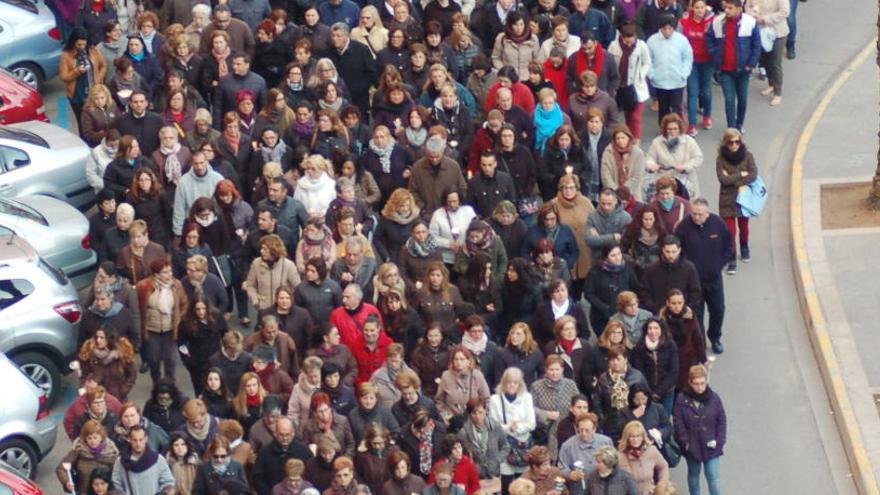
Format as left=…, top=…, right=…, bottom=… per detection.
left=252, top=415, right=313, bottom=494
left=495, top=87, right=535, bottom=146
left=328, top=284, right=384, bottom=347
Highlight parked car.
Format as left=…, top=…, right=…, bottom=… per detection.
left=0, top=195, right=96, bottom=288
left=0, top=234, right=81, bottom=406
left=0, top=68, right=48, bottom=124
left=0, top=0, right=62, bottom=88
left=0, top=460, right=43, bottom=493
left=0, top=121, right=94, bottom=210
left=0, top=352, right=56, bottom=481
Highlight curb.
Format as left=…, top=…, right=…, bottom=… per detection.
left=789, top=38, right=880, bottom=495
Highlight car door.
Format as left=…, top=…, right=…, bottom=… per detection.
left=0, top=18, right=11, bottom=68
left=0, top=144, right=28, bottom=198
left=0, top=278, right=32, bottom=355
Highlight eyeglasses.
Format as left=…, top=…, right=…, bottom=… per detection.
left=728, top=139, right=742, bottom=145
left=212, top=454, right=229, bottom=459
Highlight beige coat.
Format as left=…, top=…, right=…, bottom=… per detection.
left=286, top=372, right=321, bottom=429
left=601, top=144, right=648, bottom=201
left=746, top=0, right=791, bottom=38
left=643, top=134, right=703, bottom=199
left=350, top=26, right=389, bottom=57
left=435, top=368, right=490, bottom=418
left=491, top=33, right=541, bottom=80
left=552, top=193, right=596, bottom=279
left=244, top=257, right=301, bottom=311
left=617, top=445, right=670, bottom=495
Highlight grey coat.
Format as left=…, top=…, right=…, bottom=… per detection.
left=111, top=451, right=175, bottom=495
left=585, top=204, right=633, bottom=258
left=457, top=417, right=509, bottom=478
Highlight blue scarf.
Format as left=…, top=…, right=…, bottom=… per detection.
left=129, top=50, right=144, bottom=62
left=534, top=103, right=564, bottom=154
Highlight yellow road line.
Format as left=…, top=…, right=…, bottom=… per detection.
left=790, top=38, right=879, bottom=495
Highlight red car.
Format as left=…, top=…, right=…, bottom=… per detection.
left=0, top=67, right=48, bottom=124
left=0, top=461, right=42, bottom=495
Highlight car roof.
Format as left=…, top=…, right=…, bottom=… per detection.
left=0, top=235, right=37, bottom=265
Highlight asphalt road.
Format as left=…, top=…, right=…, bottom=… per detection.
left=30, top=1, right=877, bottom=492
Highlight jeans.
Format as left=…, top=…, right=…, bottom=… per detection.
left=687, top=61, right=714, bottom=125
left=660, top=390, right=675, bottom=415
left=654, top=87, right=685, bottom=123
left=695, top=277, right=726, bottom=343
left=686, top=456, right=721, bottom=495
left=718, top=70, right=751, bottom=130
left=787, top=0, right=798, bottom=52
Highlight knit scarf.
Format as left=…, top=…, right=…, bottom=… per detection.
left=645, top=335, right=660, bottom=351
left=505, top=24, right=533, bottom=44
left=160, top=141, right=183, bottom=184
left=463, top=222, right=496, bottom=256
left=462, top=331, right=488, bottom=355
left=186, top=415, right=212, bottom=441
left=684, top=384, right=713, bottom=403
left=721, top=142, right=747, bottom=164
left=612, top=141, right=632, bottom=188
left=213, top=46, right=231, bottom=77
left=291, top=117, right=315, bottom=138
left=405, top=234, right=438, bottom=258
left=618, top=40, right=636, bottom=85
left=574, top=44, right=606, bottom=81
left=246, top=393, right=261, bottom=407
left=368, top=138, right=395, bottom=173
left=405, top=127, right=427, bottom=148
left=602, top=259, right=624, bottom=273
left=255, top=362, right=277, bottom=390
left=417, top=421, right=435, bottom=475
left=152, top=279, right=175, bottom=316
left=533, top=102, right=563, bottom=154
left=120, top=445, right=159, bottom=473
left=387, top=206, right=420, bottom=225
left=260, top=140, right=289, bottom=163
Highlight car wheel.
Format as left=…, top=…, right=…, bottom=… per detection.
left=0, top=438, right=38, bottom=480
left=8, top=63, right=42, bottom=90
left=11, top=352, right=60, bottom=405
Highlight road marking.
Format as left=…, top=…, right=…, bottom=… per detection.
left=55, top=96, right=69, bottom=131
left=790, top=38, right=880, bottom=495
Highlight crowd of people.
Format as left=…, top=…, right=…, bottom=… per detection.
left=53, top=0, right=801, bottom=492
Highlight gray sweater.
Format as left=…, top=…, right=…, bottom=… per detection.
left=585, top=205, right=633, bottom=258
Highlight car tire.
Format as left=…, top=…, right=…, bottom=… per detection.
left=0, top=438, right=38, bottom=480
left=8, top=63, right=42, bottom=90
left=11, top=352, right=60, bottom=405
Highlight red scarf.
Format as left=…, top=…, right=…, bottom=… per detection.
left=246, top=393, right=261, bottom=407
left=574, top=44, right=606, bottom=79
left=255, top=362, right=277, bottom=390
left=559, top=336, right=577, bottom=355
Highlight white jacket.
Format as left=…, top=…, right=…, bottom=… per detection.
left=537, top=35, right=581, bottom=63
left=644, top=134, right=703, bottom=198
left=428, top=205, right=476, bottom=264
left=489, top=391, right=536, bottom=474
left=85, top=141, right=116, bottom=193
left=294, top=172, right=337, bottom=218
left=607, top=37, right=653, bottom=102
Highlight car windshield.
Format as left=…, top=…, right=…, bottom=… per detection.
left=0, top=0, right=38, bottom=14
left=0, top=199, right=45, bottom=225
left=0, top=128, right=48, bottom=148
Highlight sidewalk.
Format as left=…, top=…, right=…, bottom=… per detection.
left=792, top=40, right=880, bottom=495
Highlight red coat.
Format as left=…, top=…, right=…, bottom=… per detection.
left=428, top=455, right=481, bottom=495
left=544, top=58, right=570, bottom=111
left=329, top=303, right=384, bottom=348
left=466, top=127, right=499, bottom=175
left=349, top=333, right=392, bottom=385
left=484, top=81, right=536, bottom=114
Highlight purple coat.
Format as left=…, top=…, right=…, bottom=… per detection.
left=673, top=389, right=727, bottom=462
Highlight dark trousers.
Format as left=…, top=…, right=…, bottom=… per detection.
left=695, top=276, right=726, bottom=343
left=787, top=0, right=798, bottom=52
left=654, top=87, right=685, bottom=123
left=718, top=70, right=751, bottom=130
left=760, top=37, right=786, bottom=96
left=145, top=331, right=177, bottom=384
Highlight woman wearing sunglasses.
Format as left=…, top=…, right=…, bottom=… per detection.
left=715, top=128, right=758, bottom=274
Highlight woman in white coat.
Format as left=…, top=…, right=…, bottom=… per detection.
left=644, top=113, right=703, bottom=200
left=488, top=366, right=536, bottom=494
left=294, top=154, right=337, bottom=219
left=607, top=22, right=652, bottom=142
left=746, top=0, right=790, bottom=106
left=428, top=187, right=477, bottom=265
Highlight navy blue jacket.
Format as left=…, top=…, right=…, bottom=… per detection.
left=317, top=0, right=360, bottom=28
left=705, top=12, right=762, bottom=71
left=674, top=213, right=734, bottom=281
left=568, top=7, right=615, bottom=47
left=521, top=223, right=580, bottom=272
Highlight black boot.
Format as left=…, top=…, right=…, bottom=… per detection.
left=740, top=243, right=751, bottom=262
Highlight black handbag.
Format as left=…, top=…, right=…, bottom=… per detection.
left=615, top=84, right=638, bottom=112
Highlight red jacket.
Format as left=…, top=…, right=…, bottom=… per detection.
left=484, top=81, right=536, bottom=114
left=329, top=303, right=383, bottom=348
left=680, top=11, right=714, bottom=63
left=544, top=58, right=570, bottom=111
left=349, top=333, right=392, bottom=384
left=428, top=455, right=481, bottom=494
left=467, top=127, right=499, bottom=174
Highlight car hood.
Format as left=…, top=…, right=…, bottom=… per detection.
left=4, top=120, right=85, bottom=152
left=11, top=195, right=88, bottom=232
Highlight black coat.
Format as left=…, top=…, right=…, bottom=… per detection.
left=467, top=171, right=517, bottom=218
left=540, top=143, right=591, bottom=201
left=253, top=38, right=292, bottom=88
left=259, top=305, right=315, bottom=360
left=126, top=192, right=173, bottom=248
left=630, top=337, right=679, bottom=397
left=360, top=145, right=411, bottom=207
left=207, top=349, right=253, bottom=395
left=532, top=299, right=590, bottom=346
left=252, top=439, right=314, bottom=495
left=497, top=145, right=538, bottom=199
left=544, top=338, right=603, bottom=395
left=191, top=460, right=249, bottom=494
left=115, top=112, right=165, bottom=156
left=583, top=263, right=641, bottom=331
left=102, top=156, right=158, bottom=197
left=374, top=215, right=417, bottom=263
left=639, top=257, right=702, bottom=314
left=494, top=347, right=544, bottom=386
left=327, top=39, right=379, bottom=104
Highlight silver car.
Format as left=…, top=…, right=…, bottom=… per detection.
left=0, top=195, right=97, bottom=288
left=0, top=121, right=94, bottom=210
left=0, top=234, right=81, bottom=406
left=0, top=0, right=62, bottom=88
left=0, top=352, right=57, bottom=480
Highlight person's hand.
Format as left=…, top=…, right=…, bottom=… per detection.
left=77, top=65, right=89, bottom=74
left=646, top=162, right=660, bottom=172
left=416, top=281, right=423, bottom=289
left=740, top=170, right=749, bottom=177
left=613, top=233, right=621, bottom=242
left=486, top=303, right=495, bottom=312
left=547, top=411, right=560, bottom=420
left=744, top=65, right=752, bottom=72
left=508, top=419, right=517, bottom=432
left=355, top=223, right=364, bottom=234
left=589, top=228, right=599, bottom=236
left=402, top=168, right=412, bottom=179
left=569, top=469, right=584, bottom=481
left=341, top=272, right=354, bottom=282
left=707, top=440, right=717, bottom=449
left=66, top=481, right=75, bottom=492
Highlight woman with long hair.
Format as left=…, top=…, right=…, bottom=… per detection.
left=178, top=296, right=228, bottom=396
left=337, top=153, right=382, bottom=210
left=620, top=205, right=667, bottom=277
left=374, top=188, right=421, bottom=264
left=630, top=318, right=679, bottom=413
left=199, top=367, right=233, bottom=419
left=522, top=202, right=578, bottom=274
left=488, top=367, right=536, bottom=492
left=601, top=124, right=647, bottom=202
left=415, top=262, right=466, bottom=342
left=165, top=432, right=201, bottom=495
left=55, top=419, right=119, bottom=495
left=80, top=84, right=120, bottom=147
left=583, top=243, right=641, bottom=337
left=456, top=253, right=503, bottom=330
left=231, top=372, right=267, bottom=434
left=353, top=424, right=394, bottom=493
left=102, top=136, right=158, bottom=197
left=659, top=289, right=707, bottom=391
left=596, top=320, right=636, bottom=372
left=617, top=420, right=670, bottom=495
left=539, top=125, right=588, bottom=201
left=453, top=220, right=507, bottom=284
left=373, top=83, right=415, bottom=137
left=60, top=28, right=108, bottom=132
left=397, top=220, right=442, bottom=286
left=78, top=328, right=137, bottom=400
left=499, top=258, right=541, bottom=331
left=435, top=346, right=491, bottom=428
left=379, top=287, right=423, bottom=355
left=351, top=5, right=389, bottom=56
left=396, top=105, right=432, bottom=163
left=494, top=322, right=544, bottom=386
left=125, top=167, right=172, bottom=250
left=244, top=234, right=301, bottom=312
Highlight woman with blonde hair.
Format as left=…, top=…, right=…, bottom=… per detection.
left=375, top=188, right=421, bottom=264
left=244, top=234, right=301, bottom=311
left=601, top=125, right=647, bottom=202
left=351, top=5, right=389, bottom=57
left=597, top=319, right=636, bottom=370
left=295, top=154, right=338, bottom=218
left=489, top=366, right=536, bottom=492
left=419, top=63, right=477, bottom=115
left=80, top=84, right=120, bottom=147
left=78, top=328, right=138, bottom=401
left=231, top=371, right=267, bottom=433
left=495, top=322, right=543, bottom=386
left=435, top=346, right=490, bottom=427
left=55, top=419, right=119, bottom=494
left=308, top=58, right=351, bottom=99
left=617, top=420, right=669, bottom=495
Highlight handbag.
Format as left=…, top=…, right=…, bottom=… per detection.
left=659, top=435, right=682, bottom=468
left=532, top=419, right=554, bottom=445
left=736, top=176, right=768, bottom=217
left=516, top=196, right=541, bottom=216
left=501, top=394, right=533, bottom=467
left=615, top=84, right=638, bottom=112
